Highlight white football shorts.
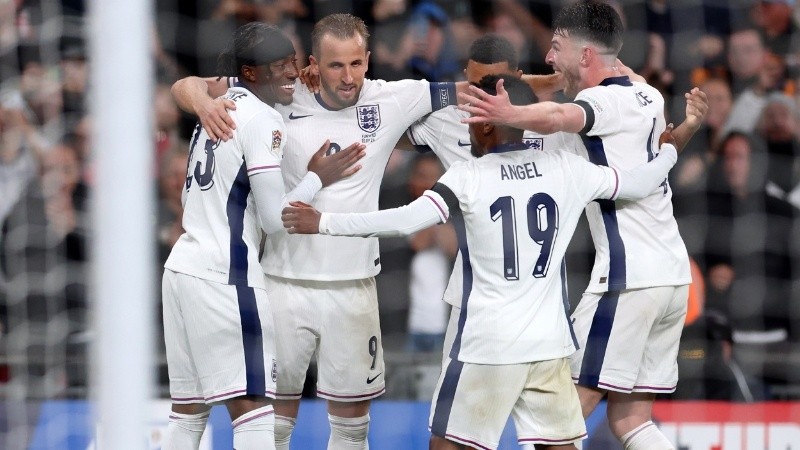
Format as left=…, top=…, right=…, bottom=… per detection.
left=162, top=269, right=277, bottom=404
left=570, top=285, right=689, bottom=393
left=429, top=355, right=586, bottom=449
left=265, top=274, right=385, bottom=402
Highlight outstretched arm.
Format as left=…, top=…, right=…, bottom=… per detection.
left=282, top=191, right=449, bottom=237
left=171, top=76, right=236, bottom=141
left=459, top=78, right=585, bottom=134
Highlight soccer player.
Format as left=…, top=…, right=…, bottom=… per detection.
left=459, top=3, right=707, bottom=449
left=173, top=13, right=547, bottom=449
left=160, top=23, right=364, bottom=450
left=281, top=74, right=681, bottom=450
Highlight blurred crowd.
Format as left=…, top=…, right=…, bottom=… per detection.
left=0, top=0, right=799, bottom=404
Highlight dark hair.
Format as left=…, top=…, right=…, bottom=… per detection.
left=311, top=14, right=370, bottom=57
left=216, top=22, right=295, bottom=78
left=553, top=2, right=624, bottom=55
left=468, top=34, right=518, bottom=69
left=476, top=74, right=537, bottom=106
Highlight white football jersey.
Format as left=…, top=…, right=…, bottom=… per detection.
left=407, top=105, right=560, bottom=306
left=434, top=144, right=622, bottom=364
left=565, top=76, right=691, bottom=293
left=262, top=79, right=456, bottom=280
left=165, top=85, right=285, bottom=289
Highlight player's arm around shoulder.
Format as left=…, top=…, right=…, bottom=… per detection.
left=459, top=79, right=586, bottom=134
left=172, top=75, right=236, bottom=142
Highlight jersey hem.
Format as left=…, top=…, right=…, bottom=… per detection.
left=261, top=266, right=381, bottom=281
left=584, top=277, right=691, bottom=294
left=162, top=266, right=267, bottom=290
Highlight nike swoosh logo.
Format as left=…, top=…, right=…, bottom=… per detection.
left=457, top=140, right=471, bottom=147
left=289, top=112, right=313, bottom=120
left=366, top=373, right=382, bottom=384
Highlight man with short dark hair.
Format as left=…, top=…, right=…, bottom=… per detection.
left=161, top=22, right=363, bottom=450
left=282, top=74, right=682, bottom=450
left=460, top=3, right=707, bottom=449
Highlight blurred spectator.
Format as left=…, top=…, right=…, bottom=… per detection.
left=405, top=153, right=456, bottom=352
left=701, top=76, right=735, bottom=151
left=399, top=1, right=461, bottom=81
left=0, top=90, right=40, bottom=231
left=726, top=27, right=770, bottom=95
left=703, top=131, right=798, bottom=344
left=751, top=0, right=800, bottom=61
left=370, top=0, right=414, bottom=81
left=722, top=46, right=792, bottom=137
left=754, top=92, right=800, bottom=208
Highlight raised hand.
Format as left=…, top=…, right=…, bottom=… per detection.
left=458, top=78, right=516, bottom=125
left=282, top=202, right=322, bottom=234
left=684, top=87, right=708, bottom=131
left=307, top=140, right=367, bottom=186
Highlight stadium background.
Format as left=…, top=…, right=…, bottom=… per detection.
left=1, top=0, right=799, bottom=448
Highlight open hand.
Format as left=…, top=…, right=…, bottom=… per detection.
left=307, top=140, right=366, bottom=186
left=458, top=79, right=515, bottom=125
left=684, top=87, right=708, bottom=131
left=198, top=97, right=236, bottom=142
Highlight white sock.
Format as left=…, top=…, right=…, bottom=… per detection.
left=232, top=405, right=275, bottom=450
left=328, top=414, right=370, bottom=449
left=274, top=414, right=296, bottom=450
left=161, top=410, right=209, bottom=450
left=622, top=421, right=674, bottom=450
left=520, top=444, right=536, bottom=450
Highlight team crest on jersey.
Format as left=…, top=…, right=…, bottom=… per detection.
left=524, top=138, right=543, bottom=151
left=271, top=130, right=282, bottom=154
left=357, top=105, right=381, bottom=133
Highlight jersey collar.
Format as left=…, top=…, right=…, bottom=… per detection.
left=489, top=142, right=530, bottom=154
left=599, top=76, right=633, bottom=87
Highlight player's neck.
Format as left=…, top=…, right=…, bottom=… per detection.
left=585, top=65, right=625, bottom=88
left=239, top=80, right=276, bottom=108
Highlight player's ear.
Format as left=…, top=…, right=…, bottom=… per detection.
left=482, top=122, right=494, bottom=136
left=580, top=46, right=592, bottom=66
left=241, top=65, right=257, bottom=82
left=364, top=50, right=371, bottom=70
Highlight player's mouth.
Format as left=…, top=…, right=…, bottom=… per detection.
left=339, top=85, right=356, bottom=95
left=280, top=83, right=295, bottom=93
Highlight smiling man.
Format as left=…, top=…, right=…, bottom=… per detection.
left=160, top=22, right=364, bottom=450
left=171, top=13, right=468, bottom=450
left=458, top=3, right=707, bottom=450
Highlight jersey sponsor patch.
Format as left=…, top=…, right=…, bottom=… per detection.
left=357, top=105, right=381, bottom=132
left=271, top=130, right=282, bottom=155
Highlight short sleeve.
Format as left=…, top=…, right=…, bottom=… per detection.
left=387, top=79, right=457, bottom=126
left=573, top=88, right=620, bottom=137
left=239, top=111, right=284, bottom=176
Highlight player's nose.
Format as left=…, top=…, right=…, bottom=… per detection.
left=342, top=67, right=354, bottom=84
